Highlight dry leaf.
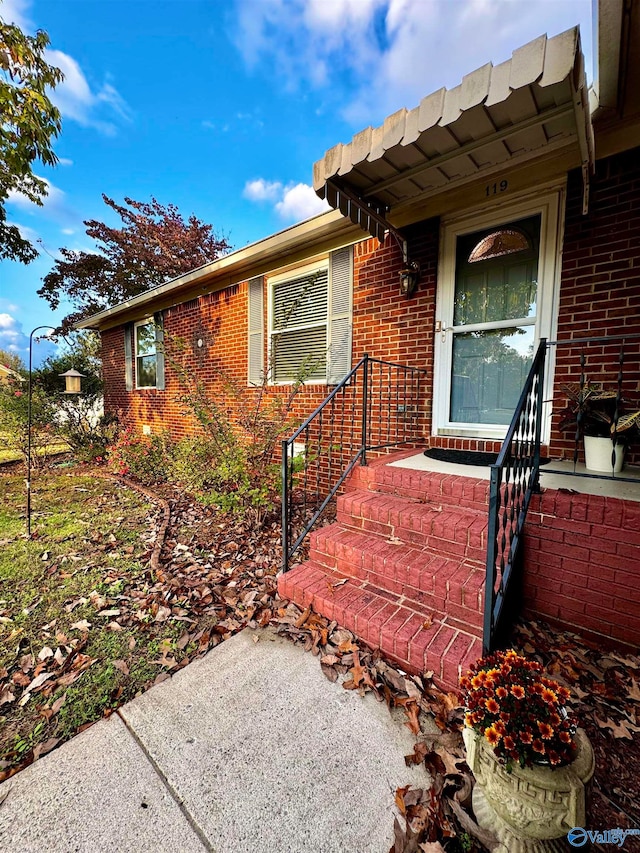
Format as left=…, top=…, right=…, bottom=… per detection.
left=394, top=785, right=411, bottom=815
left=33, top=738, right=60, bottom=761
left=321, top=664, right=338, bottom=683
left=0, top=686, right=15, bottom=706
left=112, top=659, right=129, bottom=676
left=71, top=619, right=91, bottom=632
left=404, top=701, right=422, bottom=735
left=154, top=606, right=171, bottom=623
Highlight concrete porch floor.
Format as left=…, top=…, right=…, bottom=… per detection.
left=388, top=451, right=640, bottom=503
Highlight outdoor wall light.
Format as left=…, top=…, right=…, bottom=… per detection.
left=399, top=261, right=420, bottom=297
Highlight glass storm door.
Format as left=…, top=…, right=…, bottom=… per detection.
left=443, top=214, right=541, bottom=432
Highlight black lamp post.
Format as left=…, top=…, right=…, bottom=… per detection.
left=26, top=326, right=83, bottom=536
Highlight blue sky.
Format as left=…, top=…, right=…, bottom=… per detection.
left=1, top=0, right=592, bottom=365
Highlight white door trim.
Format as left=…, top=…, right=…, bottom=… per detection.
left=432, top=185, right=566, bottom=443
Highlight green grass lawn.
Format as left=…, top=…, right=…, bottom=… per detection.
left=0, top=431, right=69, bottom=464
left=0, top=469, right=190, bottom=774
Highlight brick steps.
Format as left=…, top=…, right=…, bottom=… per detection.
left=310, top=526, right=484, bottom=632
left=337, top=489, right=487, bottom=562
left=348, top=459, right=491, bottom=511
left=277, top=458, right=490, bottom=690
left=278, top=560, right=483, bottom=687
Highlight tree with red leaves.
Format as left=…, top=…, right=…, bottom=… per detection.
left=38, top=194, right=231, bottom=331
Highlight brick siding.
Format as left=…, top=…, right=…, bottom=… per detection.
left=524, top=489, right=640, bottom=649
left=551, top=146, right=640, bottom=466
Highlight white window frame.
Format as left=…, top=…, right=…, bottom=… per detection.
left=432, top=186, right=565, bottom=443
left=267, top=257, right=329, bottom=386
left=134, top=318, right=158, bottom=390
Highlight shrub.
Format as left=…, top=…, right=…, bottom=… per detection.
left=107, top=427, right=171, bottom=484
left=164, top=333, right=311, bottom=522
left=0, top=377, right=56, bottom=468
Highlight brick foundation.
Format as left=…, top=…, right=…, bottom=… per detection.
left=524, top=489, right=640, bottom=648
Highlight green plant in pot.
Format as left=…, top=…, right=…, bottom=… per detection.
left=558, top=381, right=640, bottom=473
left=460, top=650, right=594, bottom=852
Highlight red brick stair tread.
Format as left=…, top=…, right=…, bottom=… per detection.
left=310, top=524, right=484, bottom=630
left=336, top=489, right=487, bottom=562
left=278, top=561, right=483, bottom=690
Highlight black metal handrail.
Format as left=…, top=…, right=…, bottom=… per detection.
left=544, top=332, right=640, bottom=481
left=281, top=354, right=425, bottom=572
left=485, top=331, right=640, bottom=652
left=484, top=339, right=546, bottom=653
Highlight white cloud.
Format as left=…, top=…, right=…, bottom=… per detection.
left=0, top=313, right=25, bottom=354
left=7, top=177, right=65, bottom=211
left=0, top=0, right=31, bottom=28
left=61, top=228, right=75, bottom=235
left=6, top=176, right=79, bottom=231
left=244, top=177, right=329, bottom=221
left=275, top=183, right=330, bottom=220
left=0, top=313, right=58, bottom=364
left=45, top=49, right=132, bottom=135
left=8, top=221, right=41, bottom=247
left=57, top=157, right=74, bottom=167
left=233, top=0, right=592, bottom=125
left=243, top=178, right=283, bottom=202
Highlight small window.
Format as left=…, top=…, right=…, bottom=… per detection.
left=135, top=319, right=157, bottom=388
left=270, top=266, right=328, bottom=383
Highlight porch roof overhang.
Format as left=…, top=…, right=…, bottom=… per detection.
left=313, top=27, right=594, bottom=238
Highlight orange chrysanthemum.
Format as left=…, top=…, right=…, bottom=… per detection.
left=485, top=698, right=500, bottom=714
left=510, top=684, right=525, bottom=699
left=496, top=686, right=508, bottom=699
left=538, top=721, right=554, bottom=740
left=532, top=738, right=545, bottom=755
left=542, top=688, right=558, bottom=705
left=485, top=726, right=502, bottom=746
left=559, top=730, right=572, bottom=744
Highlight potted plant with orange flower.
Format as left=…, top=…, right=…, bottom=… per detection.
left=460, top=650, right=594, bottom=852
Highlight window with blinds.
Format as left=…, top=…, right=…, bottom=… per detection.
left=270, top=268, right=329, bottom=383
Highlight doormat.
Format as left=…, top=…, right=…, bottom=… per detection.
left=424, top=448, right=551, bottom=467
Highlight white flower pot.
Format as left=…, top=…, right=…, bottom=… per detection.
left=584, top=435, right=625, bottom=473
left=463, top=726, right=594, bottom=852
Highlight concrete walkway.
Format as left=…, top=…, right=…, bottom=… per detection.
left=0, top=628, right=428, bottom=852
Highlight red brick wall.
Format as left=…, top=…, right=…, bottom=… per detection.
left=524, top=489, right=640, bottom=649
left=102, top=220, right=443, bottom=445
left=551, top=147, right=640, bottom=465
left=101, top=283, right=332, bottom=440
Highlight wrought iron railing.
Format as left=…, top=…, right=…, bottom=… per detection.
left=544, top=332, right=640, bottom=480
left=485, top=331, right=640, bottom=652
left=281, top=354, right=425, bottom=572
left=484, top=339, right=546, bottom=653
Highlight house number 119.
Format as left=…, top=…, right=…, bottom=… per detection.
left=486, top=180, right=508, bottom=196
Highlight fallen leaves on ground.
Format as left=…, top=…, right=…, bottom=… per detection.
left=510, top=620, right=640, bottom=839
left=273, top=601, right=492, bottom=851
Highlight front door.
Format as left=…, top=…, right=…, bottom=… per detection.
left=434, top=194, right=562, bottom=441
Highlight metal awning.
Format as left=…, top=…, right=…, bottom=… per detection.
left=313, top=27, right=594, bottom=236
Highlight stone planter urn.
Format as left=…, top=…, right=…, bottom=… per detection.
left=463, top=726, right=595, bottom=853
